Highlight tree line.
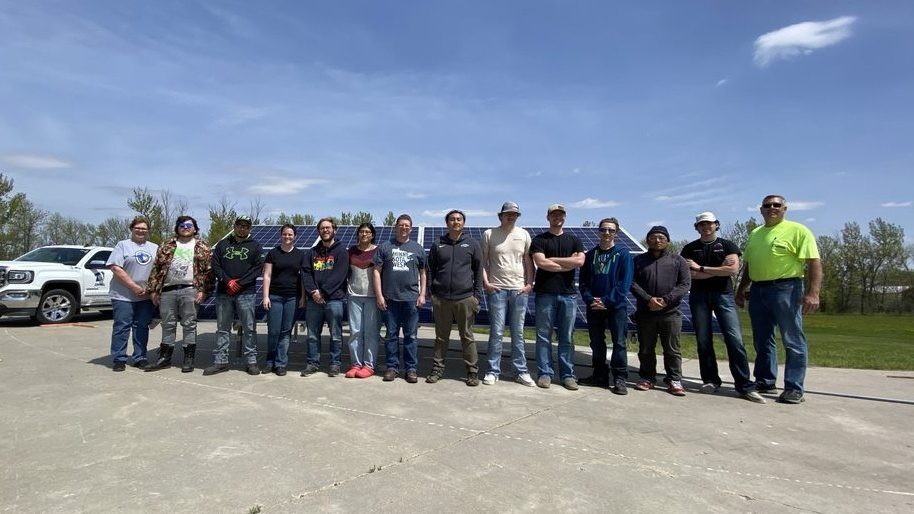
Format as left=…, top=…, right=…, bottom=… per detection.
left=2, top=174, right=911, bottom=313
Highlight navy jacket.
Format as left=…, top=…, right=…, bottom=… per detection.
left=579, top=245, right=634, bottom=310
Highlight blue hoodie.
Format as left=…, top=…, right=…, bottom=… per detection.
left=579, top=245, right=634, bottom=310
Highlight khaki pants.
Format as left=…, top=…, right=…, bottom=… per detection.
left=431, top=295, right=480, bottom=374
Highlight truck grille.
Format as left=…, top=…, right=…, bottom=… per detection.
left=0, top=267, right=6, bottom=288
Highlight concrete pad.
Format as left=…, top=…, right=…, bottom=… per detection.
left=1, top=316, right=912, bottom=513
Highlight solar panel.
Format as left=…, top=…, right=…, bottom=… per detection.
left=199, top=224, right=707, bottom=334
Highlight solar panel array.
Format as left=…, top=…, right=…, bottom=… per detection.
left=198, top=225, right=708, bottom=333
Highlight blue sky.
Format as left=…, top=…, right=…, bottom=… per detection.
left=1, top=1, right=912, bottom=243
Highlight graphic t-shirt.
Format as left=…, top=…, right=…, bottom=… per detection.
left=348, top=246, right=377, bottom=297
left=373, top=239, right=426, bottom=302
left=164, top=240, right=196, bottom=287
left=106, top=239, right=158, bottom=302
left=680, top=238, right=741, bottom=293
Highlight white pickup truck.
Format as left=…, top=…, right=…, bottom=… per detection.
left=0, top=245, right=114, bottom=324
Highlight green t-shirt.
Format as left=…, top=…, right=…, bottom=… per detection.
left=744, top=220, right=819, bottom=282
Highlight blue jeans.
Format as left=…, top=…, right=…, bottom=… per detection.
left=110, top=299, right=154, bottom=363
left=585, top=305, right=629, bottom=381
left=348, top=296, right=380, bottom=368
left=214, top=293, right=257, bottom=365
left=266, top=294, right=298, bottom=369
left=534, top=293, right=577, bottom=380
left=749, top=279, right=808, bottom=393
left=384, top=299, right=419, bottom=372
left=690, top=290, right=755, bottom=393
left=305, top=298, right=344, bottom=367
left=486, top=289, right=529, bottom=376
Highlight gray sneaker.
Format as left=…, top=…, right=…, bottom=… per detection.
left=699, top=382, right=720, bottom=394
left=777, top=390, right=805, bottom=404
left=536, top=375, right=551, bottom=389
left=328, top=365, right=341, bottom=377
left=300, top=364, right=319, bottom=377
left=515, top=373, right=535, bottom=387
left=611, top=379, right=628, bottom=395
left=741, top=391, right=767, bottom=404
left=562, top=377, right=579, bottom=391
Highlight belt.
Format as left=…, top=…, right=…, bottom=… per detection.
left=753, top=277, right=801, bottom=287
left=161, top=284, right=194, bottom=292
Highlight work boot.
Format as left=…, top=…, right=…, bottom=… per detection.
left=145, top=344, right=174, bottom=372
left=181, top=345, right=196, bottom=373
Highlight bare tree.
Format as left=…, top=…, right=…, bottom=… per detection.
left=206, top=195, right=238, bottom=245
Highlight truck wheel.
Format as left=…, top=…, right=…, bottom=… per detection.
left=36, top=289, right=77, bottom=324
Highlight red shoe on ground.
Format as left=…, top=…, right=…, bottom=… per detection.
left=355, top=366, right=375, bottom=379
left=345, top=365, right=362, bottom=378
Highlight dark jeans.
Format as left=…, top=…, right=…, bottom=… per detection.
left=748, top=279, right=808, bottom=393
left=586, top=305, right=629, bottom=382
left=689, top=290, right=755, bottom=394
left=636, top=312, right=682, bottom=383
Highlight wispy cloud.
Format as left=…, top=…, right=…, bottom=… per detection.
left=882, top=201, right=911, bottom=208
left=571, top=197, right=620, bottom=209
left=421, top=208, right=493, bottom=219
left=715, top=79, right=728, bottom=87
left=246, top=177, right=329, bottom=195
left=406, top=192, right=428, bottom=199
left=1, top=153, right=71, bottom=169
left=754, top=16, right=856, bottom=67
left=787, top=201, right=824, bottom=211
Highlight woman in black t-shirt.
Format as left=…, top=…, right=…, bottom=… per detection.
left=261, top=224, right=306, bottom=375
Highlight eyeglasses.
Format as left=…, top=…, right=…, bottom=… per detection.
left=762, top=202, right=783, bottom=209
left=358, top=230, right=373, bottom=235
left=598, top=228, right=617, bottom=234
left=178, top=222, right=194, bottom=229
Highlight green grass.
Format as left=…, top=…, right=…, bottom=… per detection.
left=476, top=313, right=914, bottom=371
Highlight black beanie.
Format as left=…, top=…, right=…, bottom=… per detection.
left=646, top=225, right=670, bottom=240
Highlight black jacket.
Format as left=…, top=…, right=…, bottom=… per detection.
left=630, top=250, right=690, bottom=315
left=301, top=240, right=350, bottom=301
left=428, top=232, right=483, bottom=301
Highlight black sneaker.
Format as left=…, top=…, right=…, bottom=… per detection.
left=611, top=379, right=628, bottom=395
left=579, top=375, right=608, bottom=388
left=777, top=390, right=805, bottom=404
left=466, top=372, right=480, bottom=387
left=112, top=362, right=126, bottom=372
left=300, top=364, right=319, bottom=377
left=328, top=365, right=341, bottom=377
left=246, top=364, right=260, bottom=376
left=274, top=367, right=287, bottom=376
left=202, top=363, right=229, bottom=376
left=756, top=383, right=778, bottom=393
left=131, top=359, right=149, bottom=370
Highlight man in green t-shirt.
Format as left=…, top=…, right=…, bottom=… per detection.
left=736, top=195, right=822, bottom=405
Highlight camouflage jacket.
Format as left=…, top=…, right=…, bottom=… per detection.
left=146, top=238, right=215, bottom=295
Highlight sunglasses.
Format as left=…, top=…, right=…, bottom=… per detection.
left=598, top=228, right=617, bottom=234
left=762, top=202, right=783, bottom=209
left=178, top=222, right=194, bottom=229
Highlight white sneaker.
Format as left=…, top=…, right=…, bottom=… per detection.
left=482, top=373, right=498, bottom=385
left=514, top=373, right=535, bottom=387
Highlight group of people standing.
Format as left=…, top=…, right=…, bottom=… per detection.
left=106, top=193, right=820, bottom=405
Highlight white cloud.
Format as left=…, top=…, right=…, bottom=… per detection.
left=421, top=208, right=493, bottom=219
left=1, top=153, right=71, bottom=169
left=787, top=201, right=824, bottom=211
left=716, top=79, right=728, bottom=87
left=754, top=16, right=856, bottom=67
left=527, top=171, right=543, bottom=177
left=805, top=218, right=817, bottom=222
left=570, top=197, right=620, bottom=209
left=246, top=177, right=328, bottom=195
left=406, top=192, right=428, bottom=199
left=882, top=201, right=911, bottom=208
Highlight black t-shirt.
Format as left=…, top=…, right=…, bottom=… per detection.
left=680, top=237, right=740, bottom=293
left=530, top=231, right=584, bottom=294
left=265, top=246, right=306, bottom=297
